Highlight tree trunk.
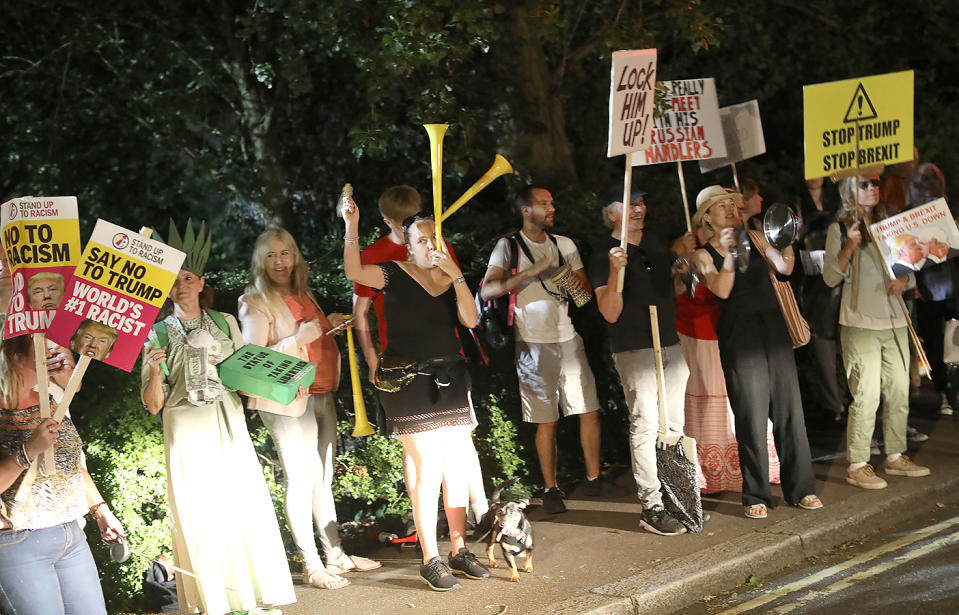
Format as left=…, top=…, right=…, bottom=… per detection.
left=508, top=10, right=579, bottom=187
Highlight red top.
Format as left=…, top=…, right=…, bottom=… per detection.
left=353, top=235, right=458, bottom=348
left=284, top=295, right=339, bottom=394
left=674, top=281, right=719, bottom=341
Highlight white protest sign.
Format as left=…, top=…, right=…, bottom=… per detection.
left=607, top=49, right=657, bottom=157
left=699, top=100, right=766, bottom=173
left=633, top=78, right=726, bottom=165
left=869, top=198, right=959, bottom=278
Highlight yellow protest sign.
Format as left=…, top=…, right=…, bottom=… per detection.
left=803, top=70, right=913, bottom=179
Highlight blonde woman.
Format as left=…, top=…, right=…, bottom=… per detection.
left=823, top=173, right=930, bottom=489
left=239, top=228, right=379, bottom=591
left=0, top=335, right=124, bottom=615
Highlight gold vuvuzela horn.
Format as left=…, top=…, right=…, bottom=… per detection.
left=424, top=124, right=448, bottom=252
left=440, top=154, right=514, bottom=222
left=346, top=324, right=374, bottom=437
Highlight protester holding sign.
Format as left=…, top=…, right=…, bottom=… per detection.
left=239, top=228, right=380, bottom=591
left=907, top=164, right=958, bottom=415
left=692, top=186, right=821, bottom=519
left=343, top=197, right=490, bottom=592
left=0, top=335, right=124, bottom=615
left=141, top=221, right=295, bottom=614
left=823, top=174, right=931, bottom=489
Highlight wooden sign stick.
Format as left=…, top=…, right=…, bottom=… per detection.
left=16, top=226, right=155, bottom=503
left=676, top=161, right=692, bottom=233
left=617, top=152, right=633, bottom=292
left=731, top=162, right=742, bottom=192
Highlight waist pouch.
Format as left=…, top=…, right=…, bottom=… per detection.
left=373, top=354, right=464, bottom=393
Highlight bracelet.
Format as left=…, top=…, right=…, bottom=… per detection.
left=452, top=276, right=465, bottom=285
left=783, top=254, right=794, bottom=261
left=89, top=501, right=108, bottom=518
left=20, top=443, right=33, bottom=467
left=344, top=237, right=359, bottom=244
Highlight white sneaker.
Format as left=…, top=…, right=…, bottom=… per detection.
left=940, top=394, right=954, bottom=416
left=906, top=426, right=929, bottom=443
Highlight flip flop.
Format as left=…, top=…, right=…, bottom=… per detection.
left=325, top=554, right=382, bottom=575
left=797, top=495, right=823, bottom=510
left=744, top=503, right=767, bottom=519
left=303, top=567, right=350, bottom=590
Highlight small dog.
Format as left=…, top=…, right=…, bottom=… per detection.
left=483, top=481, right=533, bottom=582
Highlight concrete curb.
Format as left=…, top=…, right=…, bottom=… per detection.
left=537, top=470, right=959, bottom=615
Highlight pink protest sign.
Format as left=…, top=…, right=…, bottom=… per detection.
left=46, top=220, right=184, bottom=371
left=1, top=197, right=81, bottom=338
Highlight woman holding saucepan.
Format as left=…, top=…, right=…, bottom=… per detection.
left=691, top=185, right=822, bottom=519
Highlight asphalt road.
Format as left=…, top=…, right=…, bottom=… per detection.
left=677, top=501, right=959, bottom=614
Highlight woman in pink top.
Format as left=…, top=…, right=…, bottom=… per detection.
left=239, top=228, right=380, bottom=590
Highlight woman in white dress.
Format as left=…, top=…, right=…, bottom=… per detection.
left=141, top=221, right=295, bottom=615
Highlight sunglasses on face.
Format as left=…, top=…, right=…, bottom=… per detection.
left=858, top=179, right=881, bottom=190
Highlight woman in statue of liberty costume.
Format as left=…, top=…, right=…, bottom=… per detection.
left=141, top=220, right=295, bottom=615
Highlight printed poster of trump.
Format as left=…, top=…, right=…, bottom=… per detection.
left=46, top=220, right=184, bottom=371
left=1, top=197, right=81, bottom=339
left=869, top=198, right=959, bottom=279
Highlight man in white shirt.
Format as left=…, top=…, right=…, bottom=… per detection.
left=482, top=186, right=623, bottom=514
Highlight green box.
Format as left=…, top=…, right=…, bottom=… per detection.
left=219, top=344, right=316, bottom=405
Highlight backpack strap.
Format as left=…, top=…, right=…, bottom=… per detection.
left=513, top=232, right=567, bottom=302
left=204, top=309, right=231, bottom=337
left=507, top=235, right=520, bottom=326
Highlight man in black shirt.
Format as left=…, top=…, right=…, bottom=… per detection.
left=588, top=190, right=691, bottom=536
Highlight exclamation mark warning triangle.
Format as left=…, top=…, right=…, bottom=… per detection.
left=843, top=83, right=878, bottom=123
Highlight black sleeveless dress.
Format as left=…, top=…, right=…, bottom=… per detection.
left=704, top=239, right=815, bottom=508
left=376, top=261, right=473, bottom=435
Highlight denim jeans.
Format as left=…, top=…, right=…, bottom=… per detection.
left=0, top=520, right=107, bottom=615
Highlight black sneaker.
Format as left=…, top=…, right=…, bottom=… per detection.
left=582, top=476, right=629, bottom=498
left=448, top=547, right=490, bottom=579
left=639, top=507, right=686, bottom=536
left=420, top=556, right=461, bottom=591
left=542, top=487, right=567, bottom=514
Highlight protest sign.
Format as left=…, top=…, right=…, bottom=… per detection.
left=633, top=78, right=727, bottom=166
left=868, top=198, right=959, bottom=278
left=607, top=49, right=657, bottom=157
left=803, top=70, right=914, bottom=179
left=699, top=100, right=766, bottom=173
left=46, top=219, right=184, bottom=371
left=219, top=344, right=316, bottom=406
left=1, top=197, right=80, bottom=338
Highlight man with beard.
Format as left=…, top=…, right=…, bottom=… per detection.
left=589, top=190, right=691, bottom=535
left=482, top=186, right=623, bottom=514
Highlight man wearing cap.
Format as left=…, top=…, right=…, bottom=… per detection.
left=482, top=185, right=623, bottom=515
left=589, top=188, right=691, bottom=535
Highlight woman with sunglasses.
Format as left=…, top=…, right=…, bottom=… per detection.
left=823, top=172, right=931, bottom=490
left=342, top=199, right=489, bottom=592
left=691, top=185, right=821, bottom=519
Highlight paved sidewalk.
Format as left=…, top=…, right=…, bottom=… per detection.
left=251, top=401, right=959, bottom=615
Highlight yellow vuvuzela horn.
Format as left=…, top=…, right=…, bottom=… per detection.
left=424, top=124, right=448, bottom=253
left=440, top=154, right=514, bottom=222
left=346, top=324, right=375, bottom=437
